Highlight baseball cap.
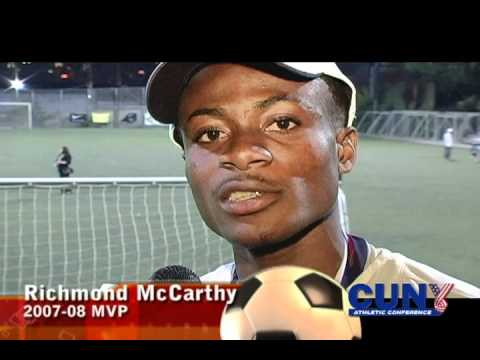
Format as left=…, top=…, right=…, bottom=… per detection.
left=146, top=62, right=357, bottom=147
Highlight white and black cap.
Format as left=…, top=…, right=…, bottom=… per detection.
left=146, top=62, right=357, bottom=147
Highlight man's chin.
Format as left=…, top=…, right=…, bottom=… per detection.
left=220, top=215, right=329, bottom=257
left=221, top=227, right=299, bottom=257
left=220, top=226, right=281, bottom=250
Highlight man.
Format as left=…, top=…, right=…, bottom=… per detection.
left=468, top=133, right=480, bottom=163
left=443, top=128, right=454, bottom=160
left=146, top=63, right=479, bottom=298
left=55, top=146, right=74, bottom=194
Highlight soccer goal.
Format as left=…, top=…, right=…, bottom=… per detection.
left=0, top=177, right=233, bottom=295
left=0, top=102, right=33, bottom=129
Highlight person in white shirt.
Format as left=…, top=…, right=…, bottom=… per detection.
left=146, top=63, right=480, bottom=298
left=443, top=128, right=454, bottom=160
left=469, top=134, right=480, bottom=163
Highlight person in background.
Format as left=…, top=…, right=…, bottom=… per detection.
left=470, top=134, right=480, bottom=163
left=55, top=146, right=74, bottom=194
left=443, top=128, right=454, bottom=161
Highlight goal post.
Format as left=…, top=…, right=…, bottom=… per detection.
left=0, top=177, right=233, bottom=295
left=0, top=102, right=33, bottom=129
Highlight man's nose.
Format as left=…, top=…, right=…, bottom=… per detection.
left=219, top=133, right=273, bottom=171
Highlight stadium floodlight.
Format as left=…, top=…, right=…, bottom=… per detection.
left=9, top=78, right=25, bottom=91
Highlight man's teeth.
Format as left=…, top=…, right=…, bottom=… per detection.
left=229, top=191, right=262, bottom=202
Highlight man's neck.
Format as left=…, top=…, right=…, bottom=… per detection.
left=232, top=207, right=346, bottom=280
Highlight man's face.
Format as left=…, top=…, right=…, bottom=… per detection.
left=178, top=64, right=342, bottom=250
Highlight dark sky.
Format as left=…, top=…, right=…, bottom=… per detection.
left=0, top=63, right=159, bottom=89
left=0, top=62, right=370, bottom=90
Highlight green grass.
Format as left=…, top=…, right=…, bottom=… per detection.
left=0, top=129, right=479, bottom=293
left=0, top=128, right=185, bottom=178
left=343, top=137, right=480, bottom=286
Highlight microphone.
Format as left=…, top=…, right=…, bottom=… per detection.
left=149, top=265, right=201, bottom=282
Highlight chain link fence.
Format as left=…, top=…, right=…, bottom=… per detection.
left=0, top=87, right=165, bottom=129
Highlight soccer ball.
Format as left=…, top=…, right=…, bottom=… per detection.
left=220, top=266, right=361, bottom=340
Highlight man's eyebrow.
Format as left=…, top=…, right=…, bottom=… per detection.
left=188, top=107, right=225, bottom=122
left=254, top=95, right=298, bottom=109
left=186, top=95, right=298, bottom=123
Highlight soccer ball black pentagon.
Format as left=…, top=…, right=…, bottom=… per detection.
left=220, top=266, right=361, bottom=340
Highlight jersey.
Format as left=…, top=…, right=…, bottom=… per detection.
left=443, top=132, right=454, bottom=147
left=200, top=236, right=480, bottom=299
left=338, top=187, right=350, bottom=234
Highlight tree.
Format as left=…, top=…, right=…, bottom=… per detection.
left=379, top=63, right=480, bottom=111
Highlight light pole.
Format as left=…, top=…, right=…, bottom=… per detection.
left=83, top=63, right=94, bottom=116
left=115, top=63, right=122, bottom=87
left=369, top=62, right=380, bottom=111
left=84, top=63, right=93, bottom=89
left=8, top=62, right=22, bottom=99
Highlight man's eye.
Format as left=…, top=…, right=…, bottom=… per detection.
left=266, top=117, right=299, bottom=132
left=197, top=128, right=227, bottom=143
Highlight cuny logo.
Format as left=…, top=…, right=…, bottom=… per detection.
left=348, top=283, right=454, bottom=317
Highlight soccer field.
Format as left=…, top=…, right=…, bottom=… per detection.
left=0, top=128, right=479, bottom=294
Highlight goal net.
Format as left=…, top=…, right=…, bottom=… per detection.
left=0, top=102, right=32, bottom=129
left=0, top=177, right=233, bottom=295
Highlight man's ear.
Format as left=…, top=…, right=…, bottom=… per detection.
left=336, top=127, right=359, bottom=174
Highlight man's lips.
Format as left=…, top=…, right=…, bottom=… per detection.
left=218, top=180, right=282, bottom=216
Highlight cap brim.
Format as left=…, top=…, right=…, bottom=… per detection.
left=146, top=63, right=202, bottom=125
left=146, top=62, right=320, bottom=125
